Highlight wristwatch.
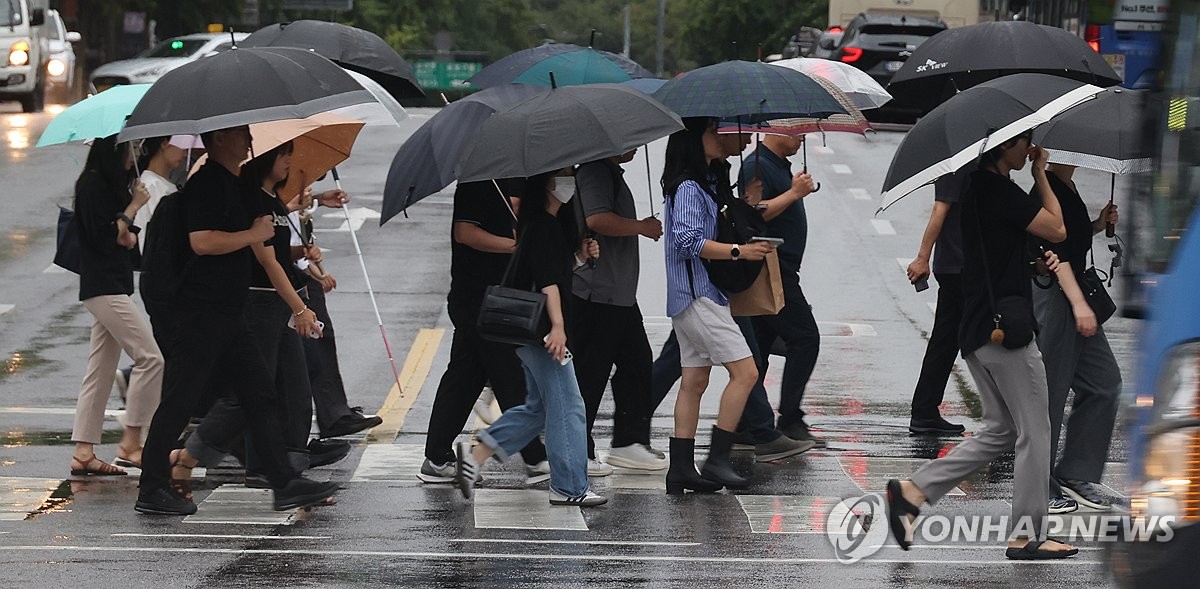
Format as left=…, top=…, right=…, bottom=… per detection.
left=116, top=213, right=140, bottom=235
left=730, top=244, right=741, bottom=260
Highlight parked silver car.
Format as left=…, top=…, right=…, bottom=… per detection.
left=88, top=32, right=247, bottom=93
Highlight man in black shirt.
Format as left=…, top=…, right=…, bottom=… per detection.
left=136, top=126, right=339, bottom=516
left=419, top=179, right=549, bottom=484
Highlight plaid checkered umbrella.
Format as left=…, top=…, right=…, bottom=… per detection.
left=717, top=75, right=870, bottom=137
left=652, top=60, right=847, bottom=123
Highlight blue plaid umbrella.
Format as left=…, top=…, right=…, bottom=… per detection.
left=467, top=43, right=654, bottom=89
left=652, top=60, right=848, bottom=122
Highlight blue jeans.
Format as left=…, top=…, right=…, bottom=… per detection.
left=478, top=345, right=589, bottom=498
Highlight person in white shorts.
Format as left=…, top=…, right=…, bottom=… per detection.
left=660, top=117, right=775, bottom=494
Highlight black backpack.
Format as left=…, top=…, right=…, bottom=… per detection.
left=668, top=176, right=766, bottom=294
left=139, top=190, right=193, bottom=304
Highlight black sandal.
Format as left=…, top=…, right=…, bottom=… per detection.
left=1005, top=537, right=1079, bottom=560
left=886, top=479, right=920, bottom=550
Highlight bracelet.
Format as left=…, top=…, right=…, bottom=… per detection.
left=293, top=307, right=309, bottom=317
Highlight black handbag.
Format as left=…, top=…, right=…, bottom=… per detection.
left=54, top=206, right=82, bottom=274
left=1079, top=266, right=1116, bottom=325
left=477, top=227, right=548, bottom=347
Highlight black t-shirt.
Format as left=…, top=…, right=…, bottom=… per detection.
left=75, top=171, right=137, bottom=300
left=959, top=170, right=1043, bottom=356
left=180, top=163, right=254, bottom=310
left=512, top=208, right=575, bottom=340
left=1034, top=173, right=1093, bottom=272
left=449, top=179, right=521, bottom=303
left=932, top=163, right=976, bottom=275
left=247, top=188, right=304, bottom=290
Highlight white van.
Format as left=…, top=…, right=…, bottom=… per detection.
left=0, top=0, right=50, bottom=112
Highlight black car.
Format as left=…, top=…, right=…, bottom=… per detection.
left=827, top=11, right=947, bottom=119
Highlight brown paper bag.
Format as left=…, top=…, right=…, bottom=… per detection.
left=730, top=249, right=785, bottom=317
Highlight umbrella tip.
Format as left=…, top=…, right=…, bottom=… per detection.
left=589, top=29, right=596, bottom=48
left=229, top=28, right=237, bottom=48
left=549, top=71, right=558, bottom=89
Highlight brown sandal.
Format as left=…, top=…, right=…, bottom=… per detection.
left=169, top=449, right=194, bottom=502
left=70, top=454, right=127, bottom=476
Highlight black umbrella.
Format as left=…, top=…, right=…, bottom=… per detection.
left=1034, top=87, right=1151, bottom=175
left=651, top=60, right=847, bottom=122
left=878, top=73, right=1105, bottom=212
left=456, top=83, right=683, bottom=183
left=242, top=20, right=424, bottom=99
left=888, top=20, right=1122, bottom=110
left=380, top=84, right=544, bottom=224
left=118, top=47, right=374, bottom=142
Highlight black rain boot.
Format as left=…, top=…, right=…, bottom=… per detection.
left=665, top=437, right=723, bottom=495
left=701, top=426, right=751, bottom=489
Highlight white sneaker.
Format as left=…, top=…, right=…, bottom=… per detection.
left=525, top=460, right=551, bottom=485
left=417, top=458, right=455, bottom=484
left=549, top=488, right=608, bottom=507
left=473, top=387, right=501, bottom=425
left=587, top=458, right=614, bottom=477
left=605, top=444, right=668, bottom=471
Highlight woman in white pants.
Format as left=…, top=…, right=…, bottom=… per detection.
left=70, top=135, right=163, bottom=475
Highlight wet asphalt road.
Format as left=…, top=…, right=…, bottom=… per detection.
left=0, top=98, right=1142, bottom=587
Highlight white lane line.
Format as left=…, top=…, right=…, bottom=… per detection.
left=112, top=533, right=331, bottom=540
left=0, top=304, right=12, bottom=316
left=848, top=323, right=878, bottom=337
left=848, top=188, right=871, bottom=200
left=0, top=545, right=1105, bottom=565
left=831, top=164, right=853, bottom=175
left=871, top=219, right=896, bottom=235
left=43, top=264, right=67, bottom=274
left=452, top=539, right=700, bottom=547
left=474, top=489, right=587, bottom=531
left=0, top=406, right=123, bottom=417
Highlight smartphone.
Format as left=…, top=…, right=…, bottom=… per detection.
left=914, top=276, right=930, bottom=292
left=750, top=236, right=784, bottom=247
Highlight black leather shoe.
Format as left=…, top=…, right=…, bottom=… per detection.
left=135, top=487, right=197, bottom=515
left=779, top=420, right=827, bottom=448
left=909, top=416, right=966, bottom=434
left=307, top=439, right=352, bottom=468
left=323, top=412, right=384, bottom=438
left=273, top=478, right=340, bottom=511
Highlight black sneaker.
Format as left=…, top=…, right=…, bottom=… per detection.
left=779, top=420, right=826, bottom=448
left=244, top=472, right=271, bottom=489
left=1049, top=495, right=1079, bottom=514
left=135, top=487, right=197, bottom=515
left=909, top=416, right=967, bottom=435
left=307, top=439, right=352, bottom=468
left=1058, top=478, right=1114, bottom=511
left=323, top=411, right=384, bottom=438
left=754, top=434, right=816, bottom=462
left=273, top=478, right=340, bottom=511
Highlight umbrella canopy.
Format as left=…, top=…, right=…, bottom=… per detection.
left=381, top=84, right=544, bottom=224
left=1033, top=87, right=1151, bottom=174
left=456, top=84, right=684, bottom=183
left=191, top=113, right=365, bottom=201
left=769, top=57, right=892, bottom=110
left=36, top=84, right=151, bottom=147
left=467, top=42, right=654, bottom=89
left=331, top=69, right=408, bottom=126
left=242, top=20, right=424, bottom=98
left=878, top=73, right=1105, bottom=212
left=717, top=74, right=870, bottom=137
left=118, top=47, right=374, bottom=142
left=651, top=60, right=848, bottom=123
left=888, top=20, right=1121, bottom=110
left=621, top=77, right=667, bottom=94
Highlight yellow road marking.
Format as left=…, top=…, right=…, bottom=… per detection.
left=367, top=328, right=444, bottom=443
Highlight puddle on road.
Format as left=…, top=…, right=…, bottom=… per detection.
left=0, top=227, right=48, bottom=263
left=25, top=479, right=73, bottom=520
left=0, top=306, right=88, bottom=381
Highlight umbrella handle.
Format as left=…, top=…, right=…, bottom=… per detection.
left=1105, top=175, right=1115, bottom=238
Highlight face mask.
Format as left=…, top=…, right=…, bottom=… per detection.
left=553, top=176, right=576, bottom=204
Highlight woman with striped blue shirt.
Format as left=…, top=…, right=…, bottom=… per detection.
left=662, top=117, right=776, bottom=494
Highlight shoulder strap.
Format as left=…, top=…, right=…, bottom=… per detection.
left=498, top=226, right=529, bottom=289
left=970, top=193, right=999, bottom=315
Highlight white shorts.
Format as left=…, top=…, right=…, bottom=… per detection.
left=672, top=297, right=752, bottom=368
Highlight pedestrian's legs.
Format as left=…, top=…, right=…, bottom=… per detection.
left=73, top=296, right=131, bottom=446
left=1034, top=284, right=1082, bottom=496
left=569, top=297, right=617, bottom=458
left=225, top=320, right=296, bottom=489
left=424, top=324, right=489, bottom=464
left=736, top=317, right=780, bottom=444
left=674, top=366, right=711, bottom=439
left=650, top=330, right=682, bottom=414
left=481, top=336, right=548, bottom=465
left=911, top=273, right=963, bottom=419
left=609, top=304, right=654, bottom=448
left=305, top=278, right=355, bottom=432
left=521, top=345, right=588, bottom=497
left=1055, top=328, right=1122, bottom=483
left=762, top=286, right=820, bottom=428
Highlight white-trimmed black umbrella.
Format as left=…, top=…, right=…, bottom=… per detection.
left=118, top=47, right=375, bottom=142
left=878, top=73, right=1105, bottom=213
left=456, top=83, right=683, bottom=183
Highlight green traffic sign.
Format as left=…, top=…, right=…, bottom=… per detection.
left=413, top=61, right=482, bottom=91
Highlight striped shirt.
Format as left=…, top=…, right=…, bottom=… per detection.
left=665, top=178, right=728, bottom=317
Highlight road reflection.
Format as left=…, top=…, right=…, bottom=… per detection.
left=0, top=103, right=70, bottom=164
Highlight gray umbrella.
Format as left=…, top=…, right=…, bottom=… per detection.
left=1034, top=87, right=1151, bottom=175
left=118, top=47, right=374, bottom=142
left=456, top=83, right=684, bottom=183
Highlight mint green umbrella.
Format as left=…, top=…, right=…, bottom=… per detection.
left=35, top=84, right=152, bottom=147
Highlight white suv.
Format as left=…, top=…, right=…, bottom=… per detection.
left=88, top=32, right=248, bottom=93
left=45, top=9, right=80, bottom=101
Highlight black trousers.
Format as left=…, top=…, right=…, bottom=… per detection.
left=910, top=273, right=964, bottom=420
left=751, top=267, right=820, bottom=428
left=191, top=291, right=313, bottom=473
left=303, top=276, right=355, bottom=435
left=423, top=296, right=548, bottom=466
left=569, top=297, right=654, bottom=457
left=140, top=303, right=293, bottom=494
